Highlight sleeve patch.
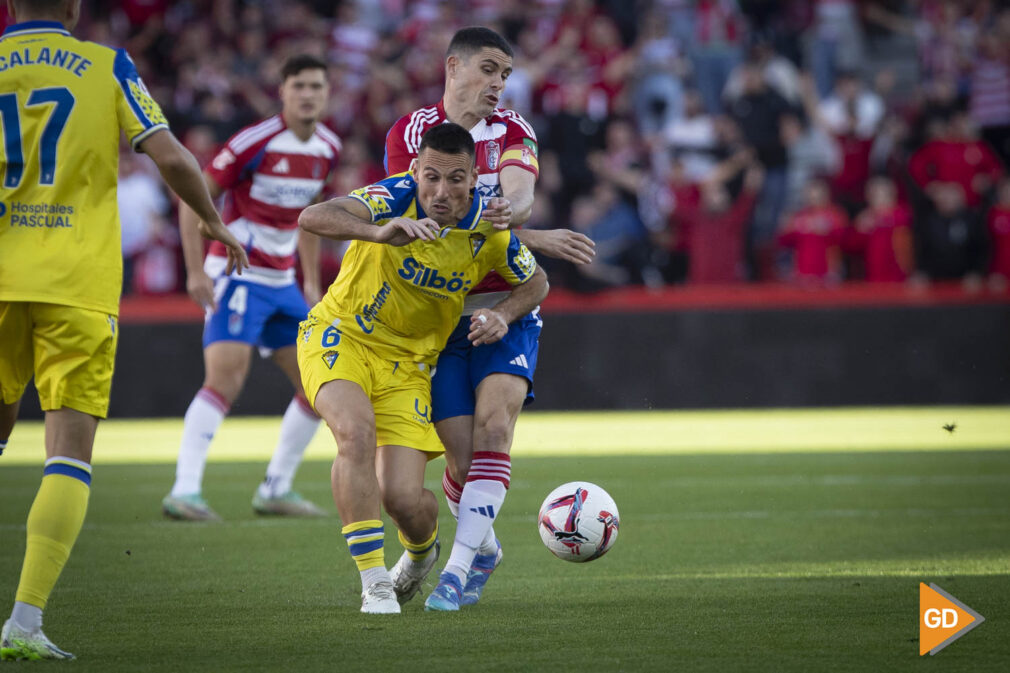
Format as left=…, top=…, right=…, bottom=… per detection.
left=349, top=184, right=395, bottom=219
left=127, top=79, right=168, bottom=126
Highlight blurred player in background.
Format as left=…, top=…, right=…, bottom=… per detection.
left=162, top=55, right=341, bottom=521
left=297, top=123, right=548, bottom=614
left=384, top=27, right=594, bottom=611
left=0, top=0, right=246, bottom=659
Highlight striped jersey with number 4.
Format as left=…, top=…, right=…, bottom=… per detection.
left=0, top=20, right=168, bottom=315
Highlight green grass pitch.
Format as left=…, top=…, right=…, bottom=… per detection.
left=1, top=409, right=1008, bottom=672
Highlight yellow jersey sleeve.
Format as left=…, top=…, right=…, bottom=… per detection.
left=485, top=230, right=537, bottom=286
left=347, top=172, right=417, bottom=222
left=112, top=49, right=168, bottom=149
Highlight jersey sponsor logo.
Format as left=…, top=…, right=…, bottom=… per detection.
left=273, top=157, right=290, bottom=174
left=212, top=148, right=236, bottom=171
left=469, top=233, right=486, bottom=258
left=397, top=257, right=472, bottom=293
left=413, top=398, right=431, bottom=424
left=476, top=183, right=502, bottom=201
left=8, top=201, right=74, bottom=228
left=355, top=281, right=392, bottom=335
left=486, top=140, right=500, bottom=170
left=0, top=202, right=5, bottom=217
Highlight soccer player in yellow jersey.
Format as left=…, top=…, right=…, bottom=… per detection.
left=0, top=0, right=247, bottom=660
left=297, top=123, right=548, bottom=614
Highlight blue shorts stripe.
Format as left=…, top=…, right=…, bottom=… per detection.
left=43, top=463, right=92, bottom=486
left=348, top=539, right=384, bottom=556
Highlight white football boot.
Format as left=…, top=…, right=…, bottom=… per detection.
left=389, top=540, right=440, bottom=604
left=1, top=620, right=74, bottom=661
left=360, top=580, right=401, bottom=614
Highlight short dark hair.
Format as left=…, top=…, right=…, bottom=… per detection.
left=446, top=27, right=513, bottom=60
left=281, top=54, right=328, bottom=81
left=418, top=123, right=475, bottom=163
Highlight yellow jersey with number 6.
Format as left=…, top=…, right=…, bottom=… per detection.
left=0, top=20, right=168, bottom=315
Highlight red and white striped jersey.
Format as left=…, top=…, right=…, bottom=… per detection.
left=204, top=115, right=341, bottom=286
left=384, top=100, right=539, bottom=308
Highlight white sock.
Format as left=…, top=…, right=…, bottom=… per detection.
left=443, top=452, right=510, bottom=584
left=257, top=395, right=319, bottom=498
left=443, top=467, right=498, bottom=556
left=10, top=601, right=42, bottom=632
left=171, top=387, right=228, bottom=497
left=361, top=566, right=390, bottom=590
left=477, top=527, right=498, bottom=556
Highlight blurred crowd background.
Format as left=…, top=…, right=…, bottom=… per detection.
left=9, top=0, right=1010, bottom=295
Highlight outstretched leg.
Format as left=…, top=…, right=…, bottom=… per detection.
left=428, top=373, right=526, bottom=610
left=252, top=345, right=324, bottom=516
left=163, top=341, right=251, bottom=521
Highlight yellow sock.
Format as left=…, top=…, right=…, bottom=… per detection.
left=341, top=520, right=385, bottom=571
left=14, top=458, right=92, bottom=609
left=398, top=523, right=438, bottom=562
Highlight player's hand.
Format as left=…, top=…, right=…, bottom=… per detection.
left=303, top=281, right=322, bottom=306
left=197, top=218, right=249, bottom=276
left=484, top=197, right=513, bottom=230
left=535, top=229, right=596, bottom=265
left=377, top=217, right=441, bottom=246
left=468, top=309, right=508, bottom=346
left=186, top=269, right=217, bottom=312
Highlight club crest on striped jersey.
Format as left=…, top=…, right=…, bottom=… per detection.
left=486, top=140, right=500, bottom=170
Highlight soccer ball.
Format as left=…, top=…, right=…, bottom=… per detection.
left=537, top=481, right=620, bottom=562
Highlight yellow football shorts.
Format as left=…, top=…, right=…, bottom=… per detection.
left=0, top=302, right=118, bottom=418
left=297, top=315, right=442, bottom=454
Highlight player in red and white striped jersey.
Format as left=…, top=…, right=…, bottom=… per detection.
left=383, top=27, right=596, bottom=611
left=163, top=55, right=341, bottom=522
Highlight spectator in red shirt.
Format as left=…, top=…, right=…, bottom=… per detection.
left=908, top=110, right=1004, bottom=209
left=846, top=177, right=915, bottom=282
left=683, top=165, right=763, bottom=284
left=986, top=177, right=1010, bottom=291
left=778, top=178, right=848, bottom=285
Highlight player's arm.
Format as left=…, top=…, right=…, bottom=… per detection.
left=515, top=228, right=596, bottom=265
left=489, top=166, right=595, bottom=265
left=483, top=165, right=536, bottom=229
left=298, top=230, right=322, bottom=305
left=175, top=173, right=225, bottom=311
left=469, top=266, right=549, bottom=346
left=299, top=196, right=440, bottom=245
left=140, top=131, right=248, bottom=278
